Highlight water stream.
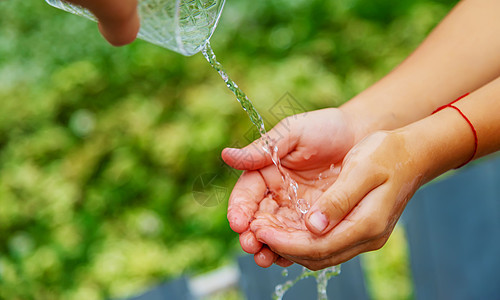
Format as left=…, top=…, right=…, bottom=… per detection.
left=273, top=266, right=341, bottom=300
left=201, top=41, right=308, bottom=214
left=201, top=41, right=340, bottom=299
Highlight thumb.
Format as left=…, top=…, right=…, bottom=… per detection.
left=305, top=165, right=385, bottom=235
left=222, top=119, right=298, bottom=170
left=305, top=185, right=354, bottom=235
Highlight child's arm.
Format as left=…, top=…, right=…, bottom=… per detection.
left=251, top=75, right=500, bottom=269
left=341, top=0, right=500, bottom=142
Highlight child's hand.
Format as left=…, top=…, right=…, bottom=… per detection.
left=66, top=0, right=139, bottom=46
left=250, top=130, right=426, bottom=270
left=222, top=108, right=360, bottom=268
left=248, top=97, right=481, bottom=269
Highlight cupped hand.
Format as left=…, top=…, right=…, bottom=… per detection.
left=222, top=108, right=360, bottom=268
left=250, top=130, right=426, bottom=270
left=66, top=0, right=139, bottom=46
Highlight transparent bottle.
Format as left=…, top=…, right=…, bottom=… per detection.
left=45, top=0, right=225, bottom=56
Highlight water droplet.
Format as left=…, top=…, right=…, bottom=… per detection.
left=204, top=43, right=343, bottom=299
left=281, top=268, right=289, bottom=277
left=273, top=284, right=284, bottom=300
left=297, top=198, right=310, bottom=214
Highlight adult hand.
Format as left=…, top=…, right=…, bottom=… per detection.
left=222, top=108, right=360, bottom=268
left=66, top=0, right=140, bottom=46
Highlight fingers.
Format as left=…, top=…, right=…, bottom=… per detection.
left=252, top=246, right=293, bottom=268
left=67, top=0, right=140, bottom=46
left=275, top=257, right=293, bottom=268
left=241, top=229, right=293, bottom=268
left=221, top=118, right=299, bottom=171
left=304, top=156, right=387, bottom=235
left=283, top=237, right=385, bottom=271
left=277, top=191, right=391, bottom=269
left=251, top=217, right=320, bottom=258
left=254, top=246, right=278, bottom=268
left=239, top=231, right=262, bottom=254
left=252, top=184, right=392, bottom=260
left=227, top=171, right=266, bottom=233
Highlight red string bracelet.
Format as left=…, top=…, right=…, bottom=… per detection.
left=432, top=93, right=477, bottom=168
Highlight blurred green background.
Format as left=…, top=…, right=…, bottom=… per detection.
left=0, top=0, right=456, bottom=299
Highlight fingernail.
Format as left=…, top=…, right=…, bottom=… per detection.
left=308, top=211, right=328, bottom=233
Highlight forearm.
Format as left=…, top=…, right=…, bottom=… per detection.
left=341, top=0, right=500, bottom=142
left=401, top=75, right=500, bottom=183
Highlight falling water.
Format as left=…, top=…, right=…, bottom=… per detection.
left=201, top=41, right=308, bottom=214
left=202, top=41, right=341, bottom=299
left=273, top=266, right=342, bottom=300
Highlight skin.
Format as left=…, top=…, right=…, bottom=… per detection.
left=342, top=0, right=500, bottom=138
left=226, top=76, right=500, bottom=270
left=225, top=0, right=500, bottom=269
left=223, top=109, right=357, bottom=267
left=66, top=0, right=139, bottom=46
left=249, top=131, right=424, bottom=270
left=61, top=0, right=500, bottom=269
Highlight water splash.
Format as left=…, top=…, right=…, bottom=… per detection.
left=281, top=268, right=289, bottom=277
left=297, top=198, right=310, bottom=214
left=273, top=266, right=342, bottom=300
left=202, top=41, right=308, bottom=214
left=263, top=142, right=305, bottom=213
left=201, top=41, right=343, bottom=299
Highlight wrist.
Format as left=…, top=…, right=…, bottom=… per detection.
left=396, top=107, right=477, bottom=183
